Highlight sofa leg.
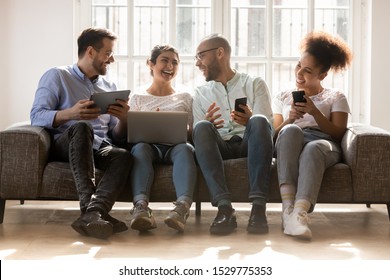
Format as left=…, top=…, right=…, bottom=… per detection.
left=0, top=198, right=6, bottom=224
left=387, top=203, right=390, bottom=222
left=366, top=203, right=371, bottom=208
left=195, top=201, right=201, bottom=216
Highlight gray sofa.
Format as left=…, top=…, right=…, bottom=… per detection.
left=1, top=122, right=390, bottom=223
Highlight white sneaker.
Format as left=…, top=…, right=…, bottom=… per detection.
left=283, top=211, right=312, bottom=240
left=282, top=205, right=293, bottom=230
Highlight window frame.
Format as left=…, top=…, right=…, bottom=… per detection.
left=75, top=0, right=364, bottom=123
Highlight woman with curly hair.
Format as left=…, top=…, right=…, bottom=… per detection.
left=272, top=31, right=353, bottom=240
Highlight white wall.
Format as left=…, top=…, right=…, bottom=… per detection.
left=370, top=0, right=390, bottom=131
left=1, top=0, right=390, bottom=131
left=0, top=0, right=74, bottom=130
left=0, top=1, right=10, bottom=129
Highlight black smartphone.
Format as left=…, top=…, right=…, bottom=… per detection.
left=292, top=90, right=306, bottom=104
left=234, top=97, right=247, bottom=113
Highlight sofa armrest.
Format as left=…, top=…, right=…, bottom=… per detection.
left=0, top=124, right=51, bottom=199
left=341, top=123, right=390, bottom=202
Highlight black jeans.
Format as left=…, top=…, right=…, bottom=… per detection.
left=53, top=121, right=133, bottom=214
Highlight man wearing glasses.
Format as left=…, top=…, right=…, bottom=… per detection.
left=30, top=27, right=132, bottom=239
left=192, top=34, right=274, bottom=235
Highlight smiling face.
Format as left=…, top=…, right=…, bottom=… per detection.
left=295, top=52, right=327, bottom=95
left=195, top=41, right=221, bottom=82
left=149, top=51, right=179, bottom=82
left=91, top=37, right=115, bottom=76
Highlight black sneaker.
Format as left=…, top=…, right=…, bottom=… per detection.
left=71, top=210, right=113, bottom=239
left=209, top=205, right=237, bottom=235
left=104, top=213, right=128, bottom=234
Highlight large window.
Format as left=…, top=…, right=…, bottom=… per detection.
left=78, top=0, right=352, bottom=98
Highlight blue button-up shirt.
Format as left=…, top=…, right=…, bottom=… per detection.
left=30, top=64, right=118, bottom=150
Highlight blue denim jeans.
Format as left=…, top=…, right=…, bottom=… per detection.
left=192, top=115, right=273, bottom=206
left=275, top=124, right=342, bottom=206
left=129, top=142, right=196, bottom=205
left=53, top=121, right=133, bottom=214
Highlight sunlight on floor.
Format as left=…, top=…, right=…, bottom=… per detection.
left=0, top=249, right=17, bottom=259
left=330, top=242, right=361, bottom=259
left=52, top=244, right=102, bottom=260
left=1, top=201, right=389, bottom=261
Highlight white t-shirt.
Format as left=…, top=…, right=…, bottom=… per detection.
left=272, top=88, right=351, bottom=128
left=129, top=90, right=193, bottom=129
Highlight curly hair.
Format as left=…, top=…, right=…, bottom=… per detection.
left=300, top=31, right=353, bottom=73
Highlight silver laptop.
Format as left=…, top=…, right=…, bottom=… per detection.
left=127, top=111, right=188, bottom=144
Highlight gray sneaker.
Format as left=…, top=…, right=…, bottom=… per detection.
left=164, top=201, right=190, bottom=232
left=129, top=203, right=157, bottom=231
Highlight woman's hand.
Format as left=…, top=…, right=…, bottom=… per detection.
left=293, top=96, right=320, bottom=118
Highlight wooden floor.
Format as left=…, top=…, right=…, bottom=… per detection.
left=1, top=200, right=389, bottom=279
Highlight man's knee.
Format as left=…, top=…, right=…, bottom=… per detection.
left=248, top=115, right=272, bottom=135
left=70, top=121, right=94, bottom=139
left=115, top=148, right=133, bottom=168
left=193, top=120, right=214, bottom=141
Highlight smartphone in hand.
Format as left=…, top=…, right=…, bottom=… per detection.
left=292, top=90, right=306, bottom=104
left=234, top=97, right=247, bottom=113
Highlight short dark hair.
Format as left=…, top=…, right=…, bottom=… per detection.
left=147, top=45, right=180, bottom=76
left=300, top=31, right=353, bottom=73
left=77, top=27, right=117, bottom=58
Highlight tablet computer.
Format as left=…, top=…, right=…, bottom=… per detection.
left=90, top=90, right=131, bottom=114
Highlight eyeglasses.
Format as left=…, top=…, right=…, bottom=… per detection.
left=194, top=47, right=219, bottom=61
left=93, top=47, right=114, bottom=58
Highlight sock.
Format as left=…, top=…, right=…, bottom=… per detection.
left=293, top=199, right=311, bottom=214
left=217, top=199, right=232, bottom=208
left=280, top=184, right=296, bottom=211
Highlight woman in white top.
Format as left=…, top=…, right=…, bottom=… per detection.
left=272, top=31, right=353, bottom=240
left=128, top=45, right=196, bottom=233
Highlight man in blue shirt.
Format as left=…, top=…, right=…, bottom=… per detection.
left=31, top=27, right=133, bottom=239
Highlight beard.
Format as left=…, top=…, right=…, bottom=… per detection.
left=92, top=59, right=108, bottom=76
left=204, top=58, right=221, bottom=82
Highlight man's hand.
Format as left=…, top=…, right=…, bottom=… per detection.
left=205, top=102, right=224, bottom=129
left=231, top=103, right=252, bottom=126
left=53, top=99, right=100, bottom=127
left=71, top=99, right=101, bottom=120
left=107, top=98, right=130, bottom=123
